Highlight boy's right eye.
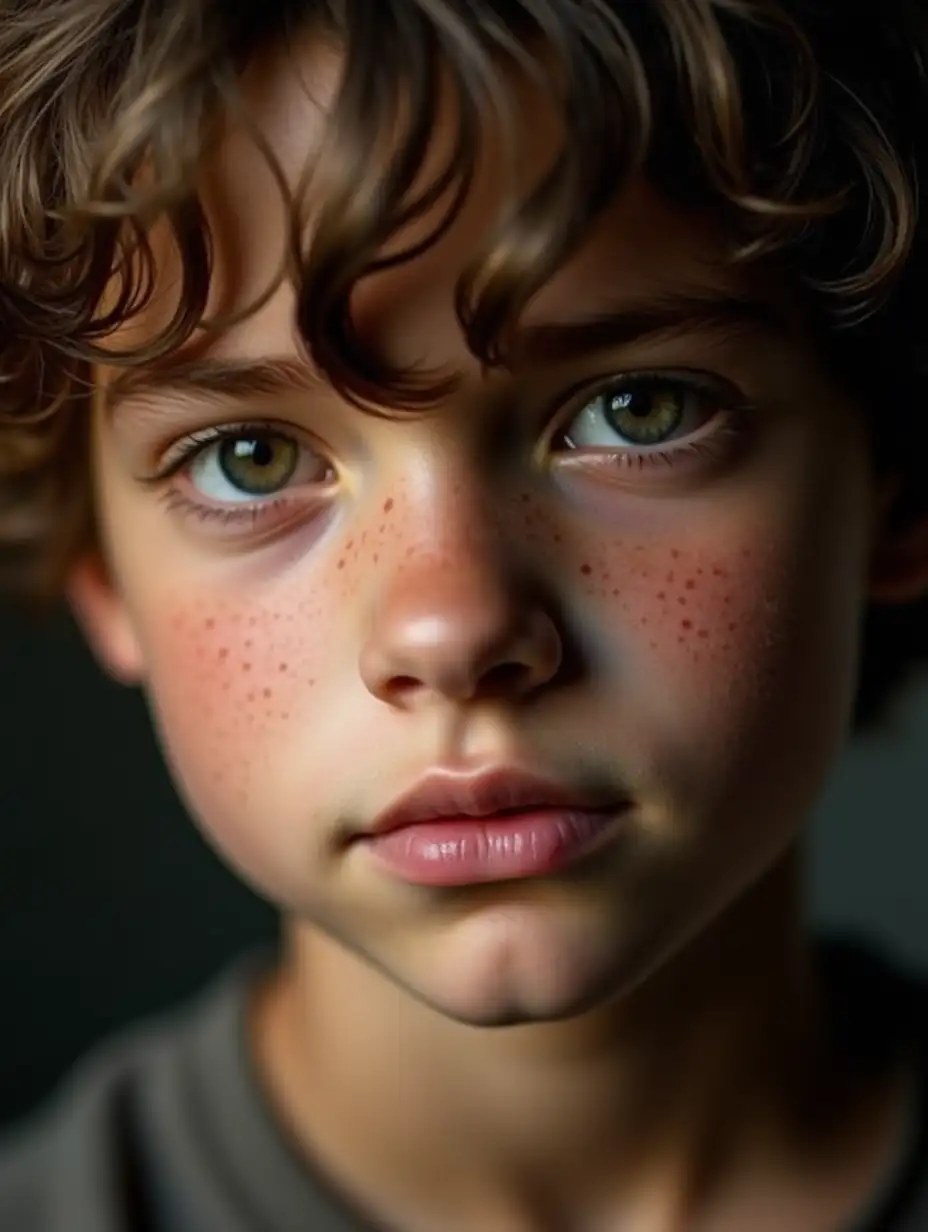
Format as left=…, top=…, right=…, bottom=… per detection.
left=165, top=425, right=335, bottom=506
left=189, top=431, right=323, bottom=502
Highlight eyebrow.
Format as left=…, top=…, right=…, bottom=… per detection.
left=511, top=288, right=792, bottom=365
left=102, top=288, right=791, bottom=415
left=103, top=353, right=321, bottom=416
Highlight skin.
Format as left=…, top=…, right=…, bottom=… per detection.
left=71, top=33, right=928, bottom=1232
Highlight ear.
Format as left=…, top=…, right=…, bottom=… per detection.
left=67, top=552, right=146, bottom=685
left=868, top=478, right=928, bottom=605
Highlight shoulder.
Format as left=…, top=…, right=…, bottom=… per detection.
left=0, top=954, right=263, bottom=1232
left=0, top=1001, right=192, bottom=1232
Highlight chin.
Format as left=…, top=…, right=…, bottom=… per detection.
left=398, top=901, right=650, bottom=1029
left=421, top=980, right=618, bottom=1029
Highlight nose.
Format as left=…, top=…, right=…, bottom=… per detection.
left=359, top=522, right=563, bottom=710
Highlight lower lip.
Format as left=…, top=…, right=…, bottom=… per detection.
left=361, top=807, right=626, bottom=887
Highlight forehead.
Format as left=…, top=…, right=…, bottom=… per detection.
left=101, top=31, right=768, bottom=376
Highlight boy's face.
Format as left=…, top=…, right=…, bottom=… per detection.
left=77, top=39, right=894, bottom=1025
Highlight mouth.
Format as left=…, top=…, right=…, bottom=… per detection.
left=357, top=766, right=631, bottom=888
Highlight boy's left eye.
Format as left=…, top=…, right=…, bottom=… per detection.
left=187, top=431, right=330, bottom=502
left=557, top=375, right=721, bottom=450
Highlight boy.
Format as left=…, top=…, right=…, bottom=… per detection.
left=1, top=0, right=928, bottom=1227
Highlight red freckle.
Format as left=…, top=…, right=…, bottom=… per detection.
left=677, top=636, right=685, bottom=644
left=722, top=596, right=731, bottom=605
left=678, top=597, right=687, bottom=605
left=384, top=498, right=394, bottom=512
left=685, top=580, right=695, bottom=590
left=698, top=629, right=708, bottom=638
left=657, top=591, right=666, bottom=600
left=713, top=567, right=726, bottom=577
left=667, top=572, right=675, bottom=583
left=581, top=564, right=593, bottom=575
left=697, top=568, right=704, bottom=576
left=682, top=620, right=693, bottom=630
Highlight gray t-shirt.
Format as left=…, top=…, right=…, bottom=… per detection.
left=0, top=940, right=926, bottom=1232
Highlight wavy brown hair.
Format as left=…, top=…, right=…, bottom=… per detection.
left=1, top=0, right=927, bottom=729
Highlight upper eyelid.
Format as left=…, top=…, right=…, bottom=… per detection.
left=549, top=368, right=748, bottom=429
left=154, top=421, right=312, bottom=479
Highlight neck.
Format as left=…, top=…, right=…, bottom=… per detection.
left=250, top=851, right=892, bottom=1230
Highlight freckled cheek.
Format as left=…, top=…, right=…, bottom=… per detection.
left=134, top=593, right=340, bottom=871
left=574, top=545, right=761, bottom=680
left=576, top=533, right=834, bottom=756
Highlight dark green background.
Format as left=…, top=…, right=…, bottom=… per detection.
left=0, top=607, right=925, bottom=1128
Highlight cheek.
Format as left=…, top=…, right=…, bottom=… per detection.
left=581, top=537, right=789, bottom=710
left=573, top=502, right=865, bottom=820
left=136, top=590, right=335, bottom=878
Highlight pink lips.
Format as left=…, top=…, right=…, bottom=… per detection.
left=359, top=767, right=629, bottom=887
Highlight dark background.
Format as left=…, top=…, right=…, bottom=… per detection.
left=0, top=605, right=925, bottom=1130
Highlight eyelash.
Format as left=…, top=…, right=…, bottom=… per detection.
left=151, top=372, right=753, bottom=528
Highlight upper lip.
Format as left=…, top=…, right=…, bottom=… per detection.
left=367, top=766, right=625, bottom=836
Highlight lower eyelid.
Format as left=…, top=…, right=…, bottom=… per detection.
left=550, top=409, right=751, bottom=474
left=159, top=482, right=333, bottom=535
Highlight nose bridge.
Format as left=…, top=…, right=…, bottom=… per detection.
left=400, top=464, right=503, bottom=573
left=359, top=465, right=563, bottom=706
left=375, top=462, right=515, bottom=639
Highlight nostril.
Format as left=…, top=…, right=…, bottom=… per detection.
left=480, top=661, right=531, bottom=697
left=391, top=675, right=420, bottom=695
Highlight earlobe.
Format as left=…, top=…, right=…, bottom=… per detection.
left=67, top=553, right=146, bottom=685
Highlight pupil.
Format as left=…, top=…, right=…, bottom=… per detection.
left=235, top=439, right=272, bottom=466
left=614, top=391, right=649, bottom=419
